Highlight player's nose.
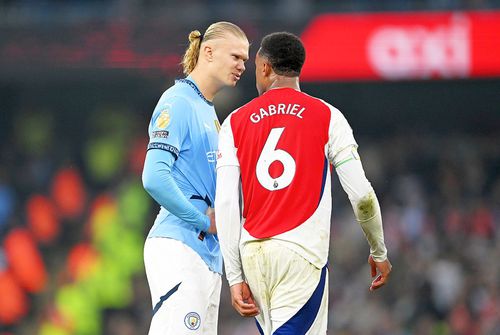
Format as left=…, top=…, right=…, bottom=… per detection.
left=237, top=61, right=245, bottom=73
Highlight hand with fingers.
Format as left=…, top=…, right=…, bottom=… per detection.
left=229, top=282, right=260, bottom=317
left=368, top=255, right=392, bottom=291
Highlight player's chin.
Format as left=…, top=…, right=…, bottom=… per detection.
left=228, top=74, right=240, bottom=86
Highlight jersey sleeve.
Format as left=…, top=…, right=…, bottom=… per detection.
left=324, top=103, right=358, bottom=166
left=214, top=165, right=244, bottom=286
left=335, top=159, right=387, bottom=262
left=216, top=113, right=240, bottom=169
left=147, top=95, right=192, bottom=159
left=142, top=149, right=211, bottom=231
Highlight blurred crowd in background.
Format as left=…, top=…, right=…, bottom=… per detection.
left=1, top=0, right=500, bottom=25
left=1, top=0, right=499, bottom=334
left=1, top=102, right=498, bottom=335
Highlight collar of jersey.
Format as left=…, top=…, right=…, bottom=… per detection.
left=176, top=77, right=214, bottom=106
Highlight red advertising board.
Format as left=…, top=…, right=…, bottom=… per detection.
left=300, top=11, right=500, bottom=81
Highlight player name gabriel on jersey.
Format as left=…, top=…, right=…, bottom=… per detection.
left=250, top=103, right=305, bottom=123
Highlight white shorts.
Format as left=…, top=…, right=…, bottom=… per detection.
left=241, top=240, right=328, bottom=335
left=144, top=237, right=221, bottom=335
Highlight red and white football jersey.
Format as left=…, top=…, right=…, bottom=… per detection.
left=217, top=87, right=357, bottom=268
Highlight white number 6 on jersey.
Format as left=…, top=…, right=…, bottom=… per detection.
left=256, top=127, right=296, bottom=191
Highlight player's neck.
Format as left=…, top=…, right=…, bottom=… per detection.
left=188, top=71, right=217, bottom=102
left=268, top=76, right=300, bottom=92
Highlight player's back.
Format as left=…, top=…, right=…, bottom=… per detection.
left=229, top=87, right=331, bottom=239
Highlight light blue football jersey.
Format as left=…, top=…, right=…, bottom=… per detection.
left=146, top=77, right=221, bottom=274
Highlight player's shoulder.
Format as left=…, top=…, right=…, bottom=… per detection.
left=223, top=97, right=259, bottom=126
left=149, top=93, right=193, bottom=134
left=300, top=91, right=348, bottom=120
left=233, top=95, right=262, bottom=115
left=156, top=86, right=194, bottom=116
left=300, top=91, right=335, bottom=110
left=161, top=82, right=195, bottom=104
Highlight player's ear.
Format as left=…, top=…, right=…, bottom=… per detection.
left=202, top=44, right=214, bottom=62
left=263, top=61, right=273, bottom=77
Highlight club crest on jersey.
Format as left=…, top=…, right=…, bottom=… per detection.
left=155, top=108, right=171, bottom=129
left=184, top=312, right=201, bottom=330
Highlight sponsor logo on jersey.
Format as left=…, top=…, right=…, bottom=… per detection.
left=184, top=312, right=201, bottom=330
left=152, top=130, right=169, bottom=138
left=207, top=150, right=217, bottom=163
left=155, top=108, right=171, bottom=129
